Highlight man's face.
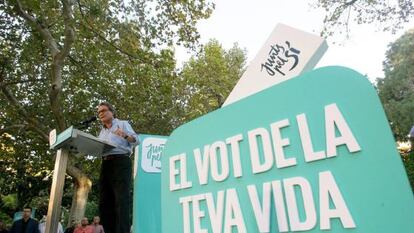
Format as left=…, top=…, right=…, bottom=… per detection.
left=81, top=218, right=88, bottom=226
left=93, top=216, right=100, bottom=224
left=22, top=208, right=31, bottom=219
left=97, top=105, right=113, bottom=123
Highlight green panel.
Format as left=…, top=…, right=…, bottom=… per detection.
left=161, top=66, right=414, bottom=233
left=133, top=134, right=168, bottom=233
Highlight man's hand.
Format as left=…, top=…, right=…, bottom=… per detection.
left=114, top=126, right=128, bottom=138
left=114, top=126, right=136, bottom=142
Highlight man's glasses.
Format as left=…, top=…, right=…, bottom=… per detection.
left=97, top=109, right=109, bottom=114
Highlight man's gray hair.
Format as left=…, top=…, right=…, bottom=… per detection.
left=98, top=102, right=117, bottom=118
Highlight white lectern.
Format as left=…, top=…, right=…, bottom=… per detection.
left=45, top=126, right=115, bottom=233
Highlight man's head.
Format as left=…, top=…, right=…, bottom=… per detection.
left=93, top=216, right=100, bottom=224
left=22, top=207, right=32, bottom=220
left=97, top=102, right=116, bottom=125
left=81, top=217, right=89, bottom=227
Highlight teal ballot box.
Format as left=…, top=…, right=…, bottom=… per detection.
left=161, top=66, right=414, bottom=233
left=133, top=134, right=168, bottom=233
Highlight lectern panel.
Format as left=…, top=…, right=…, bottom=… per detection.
left=50, top=127, right=115, bottom=156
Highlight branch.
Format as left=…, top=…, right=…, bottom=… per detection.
left=0, top=124, right=47, bottom=142
left=13, top=0, right=60, bottom=56
left=75, top=0, right=147, bottom=64
left=48, top=0, right=76, bottom=131
left=12, top=0, right=76, bottom=131
left=0, top=87, right=49, bottom=140
left=60, top=0, right=75, bottom=60
left=344, top=0, right=358, bottom=7
left=79, top=21, right=147, bottom=63
left=0, top=78, right=47, bottom=87
left=0, top=66, right=49, bottom=141
left=0, top=59, right=6, bottom=79
left=0, top=124, right=26, bottom=135
left=67, top=55, right=99, bottom=78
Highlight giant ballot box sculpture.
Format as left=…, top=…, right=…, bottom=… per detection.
left=161, top=23, right=414, bottom=233
left=46, top=127, right=116, bottom=233
left=161, top=66, right=414, bottom=233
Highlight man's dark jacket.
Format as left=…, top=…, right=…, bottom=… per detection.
left=9, top=218, right=40, bottom=233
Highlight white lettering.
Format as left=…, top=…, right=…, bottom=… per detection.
left=248, top=128, right=273, bottom=173
left=170, top=154, right=192, bottom=191
left=247, top=183, right=271, bottom=232
left=319, top=171, right=356, bottom=229
left=179, top=196, right=192, bottom=233
left=325, top=104, right=361, bottom=157
left=284, top=176, right=317, bottom=231
left=272, top=180, right=289, bottom=232
left=270, top=119, right=297, bottom=168
left=210, top=141, right=230, bottom=182
left=169, top=154, right=181, bottom=191
left=226, top=134, right=244, bottom=178
left=224, top=189, right=246, bottom=233
left=206, top=192, right=225, bottom=233
left=192, top=194, right=208, bottom=233
left=194, top=145, right=210, bottom=185
left=297, top=113, right=326, bottom=162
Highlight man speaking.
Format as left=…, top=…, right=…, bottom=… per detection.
left=96, top=102, right=139, bottom=233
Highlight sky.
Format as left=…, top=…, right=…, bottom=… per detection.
left=175, top=0, right=414, bottom=83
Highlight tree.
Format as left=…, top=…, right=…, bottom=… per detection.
left=178, top=40, right=247, bottom=121
left=0, top=0, right=214, bottom=225
left=377, top=29, right=414, bottom=141
left=0, top=133, right=56, bottom=219
left=314, top=0, right=414, bottom=36
left=377, top=29, right=414, bottom=190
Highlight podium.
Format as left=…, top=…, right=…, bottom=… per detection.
left=49, top=126, right=116, bottom=156
left=45, top=126, right=115, bottom=233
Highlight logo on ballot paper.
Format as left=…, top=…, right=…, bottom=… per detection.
left=141, top=137, right=166, bottom=173
left=162, top=67, right=414, bottom=233
left=261, top=41, right=301, bottom=76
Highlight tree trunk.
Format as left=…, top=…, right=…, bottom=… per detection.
left=66, top=164, right=92, bottom=227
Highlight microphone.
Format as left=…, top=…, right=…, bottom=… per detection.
left=77, top=116, right=97, bottom=129
left=79, top=116, right=97, bottom=125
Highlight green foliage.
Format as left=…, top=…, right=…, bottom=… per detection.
left=178, top=40, right=247, bottom=121
left=0, top=211, right=13, bottom=228
left=314, top=0, right=414, bottom=36
left=377, top=29, right=414, bottom=141
left=0, top=0, right=214, bottom=220
left=84, top=201, right=98, bottom=221
left=376, top=29, right=414, bottom=192
left=401, top=152, right=414, bottom=191
left=0, top=134, right=57, bottom=217
left=1, top=194, right=17, bottom=209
